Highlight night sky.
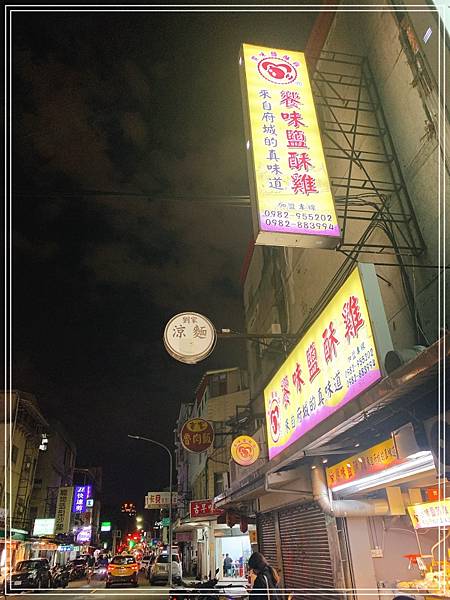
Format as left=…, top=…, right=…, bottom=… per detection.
left=10, top=7, right=317, bottom=513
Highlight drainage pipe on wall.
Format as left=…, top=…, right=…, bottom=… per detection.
left=311, top=463, right=390, bottom=517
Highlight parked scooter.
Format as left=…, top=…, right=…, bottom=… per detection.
left=51, top=565, right=70, bottom=588
left=169, top=569, right=248, bottom=600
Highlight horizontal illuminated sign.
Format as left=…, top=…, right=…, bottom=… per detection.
left=240, top=43, right=340, bottom=249
left=101, top=521, right=112, bottom=532
left=327, top=438, right=402, bottom=489
left=408, top=499, right=450, bottom=529
left=33, top=518, right=55, bottom=536
left=264, top=264, right=391, bottom=460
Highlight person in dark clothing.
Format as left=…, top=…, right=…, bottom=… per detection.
left=248, top=552, right=280, bottom=600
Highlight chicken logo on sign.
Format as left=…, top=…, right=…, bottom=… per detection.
left=180, top=418, right=214, bottom=453
left=268, top=393, right=281, bottom=443
left=231, top=435, right=260, bottom=467
left=255, top=50, right=299, bottom=85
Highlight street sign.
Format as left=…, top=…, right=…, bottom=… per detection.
left=161, top=517, right=171, bottom=527
left=101, top=521, right=112, bottom=532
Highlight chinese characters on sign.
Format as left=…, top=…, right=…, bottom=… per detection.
left=164, top=312, right=217, bottom=364
left=240, top=44, right=340, bottom=249
left=264, top=264, right=387, bottom=460
left=408, top=500, right=450, bottom=529
left=145, top=492, right=178, bottom=510
left=326, top=439, right=402, bottom=489
left=71, top=485, right=92, bottom=514
left=231, top=435, right=260, bottom=466
left=54, top=486, right=74, bottom=535
left=180, top=418, right=214, bottom=453
left=189, top=499, right=223, bottom=519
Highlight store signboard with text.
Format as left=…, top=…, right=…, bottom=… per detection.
left=54, top=486, right=74, bottom=535
left=240, top=43, right=340, bottom=249
left=145, top=492, right=178, bottom=510
left=189, top=499, right=223, bottom=519
left=33, top=518, right=55, bottom=536
left=180, top=418, right=214, bottom=453
left=72, top=485, right=92, bottom=514
left=408, top=499, right=450, bottom=529
left=326, top=438, right=402, bottom=489
left=264, top=264, right=392, bottom=460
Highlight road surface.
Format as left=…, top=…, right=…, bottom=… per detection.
left=5, top=572, right=169, bottom=599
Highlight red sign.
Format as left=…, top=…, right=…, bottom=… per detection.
left=180, top=418, right=214, bottom=453
left=189, top=499, right=222, bottom=519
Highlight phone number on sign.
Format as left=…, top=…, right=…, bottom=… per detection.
left=263, top=210, right=336, bottom=230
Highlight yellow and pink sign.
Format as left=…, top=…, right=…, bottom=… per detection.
left=326, top=438, right=402, bottom=489
left=264, top=264, right=388, bottom=460
left=240, top=43, right=340, bottom=249
left=408, top=499, right=450, bottom=529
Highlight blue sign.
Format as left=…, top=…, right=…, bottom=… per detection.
left=72, top=485, right=92, bottom=513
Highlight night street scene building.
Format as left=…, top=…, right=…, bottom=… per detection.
left=4, top=2, right=449, bottom=599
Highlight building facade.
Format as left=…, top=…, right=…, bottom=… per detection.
left=29, top=420, right=76, bottom=525
left=174, top=367, right=254, bottom=579
left=215, top=4, right=448, bottom=599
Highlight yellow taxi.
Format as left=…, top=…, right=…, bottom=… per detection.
left=106, top=555, right=139, bottom=588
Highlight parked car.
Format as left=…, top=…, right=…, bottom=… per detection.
left=106, top=554, right=139, bottom=588
left=149, top=553, right=182, bottom=585
left=7, top=558, right=52, bottom=592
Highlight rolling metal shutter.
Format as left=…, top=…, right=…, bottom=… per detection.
left=257, top=511, right=278, bottom=567
left=278, top=502, right=336, bottom=599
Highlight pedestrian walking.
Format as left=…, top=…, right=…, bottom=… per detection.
left=223, top=553, right=233, bottom=577
left=248, top=552, right=280, bottom=600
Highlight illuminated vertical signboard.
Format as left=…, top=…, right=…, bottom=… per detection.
left=264, top=263, right=393, bottom=460
left=72, top=485, right=92, bottom=514
left=240, top=43, right=340, bottom=249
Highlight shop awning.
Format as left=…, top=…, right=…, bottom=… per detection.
left=214, top=335, right=449, bottom=509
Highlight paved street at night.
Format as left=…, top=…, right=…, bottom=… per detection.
left=6, top=572, right=170, bottom=598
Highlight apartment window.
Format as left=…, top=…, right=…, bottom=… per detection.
left=214, top=472, right=227, bottom=496
left=210, top=374, right=227, bottom=397
left=11, top=445, right=18, bottom=464
left=33, top=478, right=42, bottom=489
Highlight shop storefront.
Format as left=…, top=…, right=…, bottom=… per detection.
left=214, top=522, right=254, bottom=579
left=214, top=261, right=448, bottom=598
left=318, top=425, right=448, bottom=596
left=257, top=502, right=336, bottom=592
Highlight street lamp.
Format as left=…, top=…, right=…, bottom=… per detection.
left=128, top=434, right=174, bottom=587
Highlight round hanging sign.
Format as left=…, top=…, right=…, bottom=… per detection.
left=180, top=418, right=214, bottom=453
left=231, top=435, right=260, bottom=466
left=164, top=312, right=217, bottom=364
